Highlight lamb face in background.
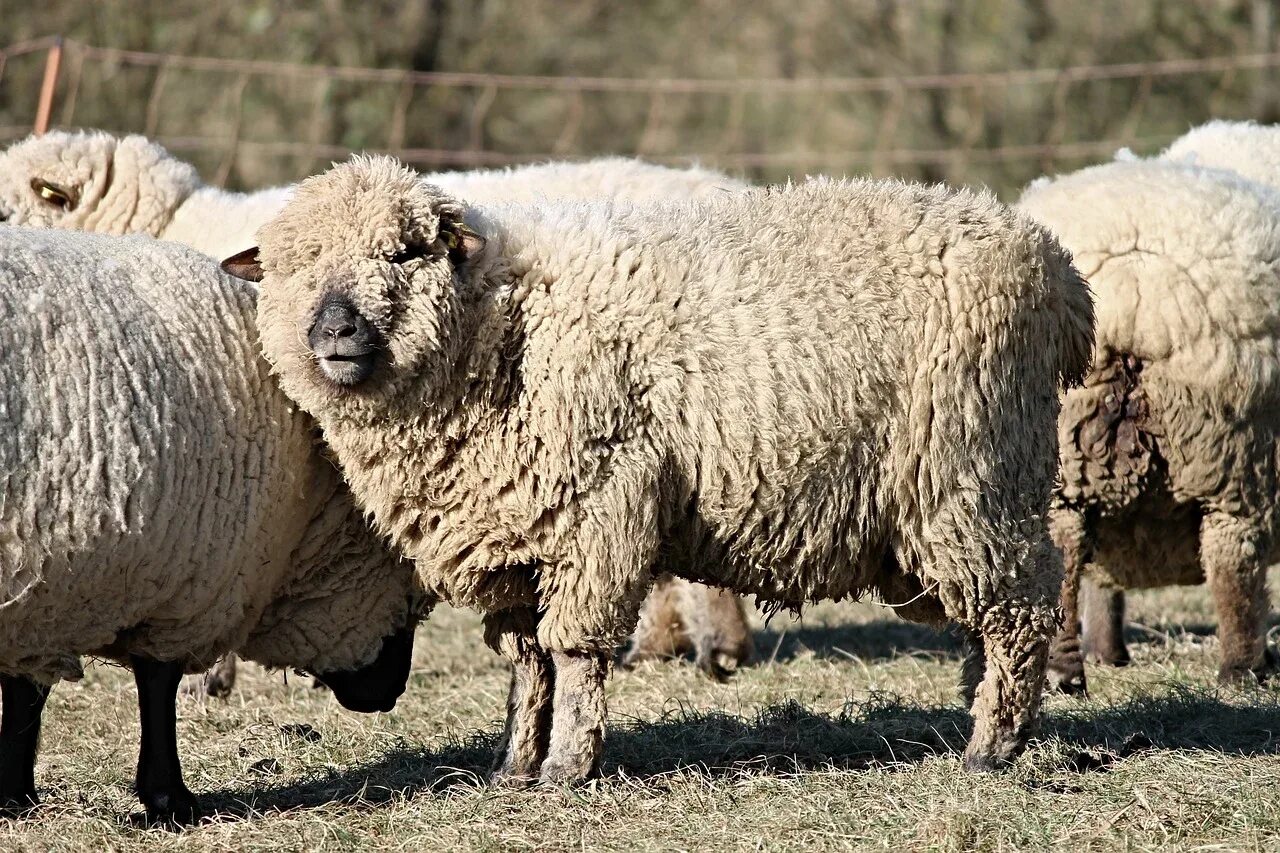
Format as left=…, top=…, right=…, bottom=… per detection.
left=232, top=155, right=1093, bottom=782
left=0, top=228, right=425, bottom=825
left=0, top=130, right=755, bottom=685
left=1017, top=158, right=1280, bottom=693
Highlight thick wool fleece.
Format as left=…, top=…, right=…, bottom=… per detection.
left=0, top=132, right=750, bottom=675
left=251, top=156, right=1094, bottom=771
left=0, top=133, right=742, bottom=259
left=1161, top=119, right=1280, bottom=190
left=0, top=131, right=291, bottom=258
left=1017, top=159, right=1280, bottom=684
left=430, top=157, right=746, bottom=204
left=0, top=228, right=419, bottom=684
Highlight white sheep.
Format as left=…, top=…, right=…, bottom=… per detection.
left=0, top=130, right=755, bottom=693
left=228, top=155, right=1094, bottom=782
left=1160, top=119, right=1280, bottom=190
left=1016, top=158, right=1280, bottom=692
left=0, top=227, right=425, bottom=824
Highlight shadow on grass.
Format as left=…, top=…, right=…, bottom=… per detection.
left=751, top=617, right=963, bottom=664
left=195, top=684, right=1280, bottom=823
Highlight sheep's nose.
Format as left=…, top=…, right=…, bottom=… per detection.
left=313, top=303, right=359, bottom=340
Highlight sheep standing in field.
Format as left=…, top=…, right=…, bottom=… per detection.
left=227, top=155, right=1093, bottom=781
left=0, top=228, right=425, bottom=824
left=0, top=131, right=755, bottom=690
left=1017, top=159, right=1280, bottom=692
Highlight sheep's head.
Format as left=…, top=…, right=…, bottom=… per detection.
left=309, top=624, right=416, bottom=713
left=224, top=154, right=485, bottom=415
left=0, top=130, right=199, bottom=235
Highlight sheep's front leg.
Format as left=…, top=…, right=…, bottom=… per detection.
left=0, top=674, right=50, bottom=814
left=1201, top=512, right=1274, bottom=685
left=963, top=595, right=1056, bottom=772
left=1046, top=508, right=1089, bottom=695
left=1080, top=579, right=1129, bottom=666
left=131, top=656, right=199, bottom=825
left=540, top=650, right=610, bottom=783
left=484, top=608, right=553, bottom=786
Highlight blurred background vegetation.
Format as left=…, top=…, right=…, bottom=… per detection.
left=0, top=0, right=1276, bottom=195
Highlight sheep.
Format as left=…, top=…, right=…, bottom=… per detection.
left=1015, top=158, right=1280, bottom=693
left=0, top=227, right=426, bottom=824
left=225, top=154, right=1094, bottom=781
left=622, top=576, right=755, bottom=679
left=1161, top=119, right=1280, bottom=190
left=0, top=129, right=755, bottom=692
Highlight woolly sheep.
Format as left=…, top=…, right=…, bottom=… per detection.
left=1016, top=158, right=1280, bottom=693
left=623, top=576, right=754, bottom=678
left=0, top=227, right=425, bottom=824
left=1161, top=119, right=1280, bottom=190
left=227, top=155, right=1094, bottom=781
left=0, top=131, right=754, bottom=690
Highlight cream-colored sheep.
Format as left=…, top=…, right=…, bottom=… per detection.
left=0, top=130, right=754, bottom=692
left=0, top=227, right=424, bottom=824
left=1161, top=119, right=1280, bottom=190
left=1017, top=159, right=1280, bottom=692
left=230, top=155, right=1094, bottom=781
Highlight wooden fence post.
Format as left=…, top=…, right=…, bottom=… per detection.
left=33, top=36, right=63, bottom=135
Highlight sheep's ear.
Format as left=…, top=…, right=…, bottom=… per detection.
left=221, top=247, right=264, bottom=282
left=441, top=220, right=486, bottom=265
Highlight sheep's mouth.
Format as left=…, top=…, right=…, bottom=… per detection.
left=317, top=351, right=378, bottom=387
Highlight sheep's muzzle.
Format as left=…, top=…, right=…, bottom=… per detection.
left=307, top=296, right=383, bottom=387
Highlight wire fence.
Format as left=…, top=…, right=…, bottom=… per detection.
left=1, top=35, right=1276, bottom=193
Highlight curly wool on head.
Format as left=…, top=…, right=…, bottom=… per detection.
left=1017, top=157, right=1280, bottom=690
left=246, top=155, right=1094, bottom=778
left=0, top=227, right=423, bottom=685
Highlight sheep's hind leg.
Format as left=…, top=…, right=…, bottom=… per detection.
left=0, top=675, right=50, bottom=815
left=1080, top=579, right=1129, bottom=667
left=540, top=650, right=610, bottom=783
left=1201, top=512, right=1274, bottom=685
left=1046, top=508, right=1089, bottom=695
left=484, top=608, right=553, bottom=786
left=131, top=656, right=199, bottom=825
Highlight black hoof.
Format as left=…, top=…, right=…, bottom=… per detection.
left=139, top=787, right=201, bottom=827
left=962, top=748, right=1012, bottom=773
left=0, top=791, right=39, bottom=818
left=1047, top=636, right=1088, bottom=696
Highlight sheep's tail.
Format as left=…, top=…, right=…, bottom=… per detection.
left=1040, top=233, right=1096, bottom=389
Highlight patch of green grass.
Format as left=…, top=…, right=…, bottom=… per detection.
left=4, top=575, right=1280, bottom=851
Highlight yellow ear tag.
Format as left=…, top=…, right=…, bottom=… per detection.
left=38, top=185, right=63, bottom=202
left=441, top=231, right=459, bottom=250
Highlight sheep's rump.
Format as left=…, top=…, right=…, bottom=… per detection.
left=1019, top=159, right=1280, bottom=587
left=0, top=228, right=320, bottom=682
left=461, top=177, right=1091, bottom=621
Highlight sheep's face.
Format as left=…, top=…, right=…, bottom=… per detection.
left=226, top=155, right=484, bottom=414
left=0, top=131, right=114, bottom=229
left=0, top=130, right=198, bottom=235
left=309, top=624, right=416, bottom=713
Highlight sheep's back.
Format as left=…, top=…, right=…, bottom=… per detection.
left=0, top=228, right=321, bottom=680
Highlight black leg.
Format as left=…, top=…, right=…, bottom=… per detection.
left=0, top=674, right=50, bottom=815
left=131, top=656, right=200, bottom=826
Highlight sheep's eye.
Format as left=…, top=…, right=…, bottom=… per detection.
left=31, top=179, right=74, bottom=211
left=388, top=245, right=426, bottom=265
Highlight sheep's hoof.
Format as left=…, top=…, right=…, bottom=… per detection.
left=961, top=744, right=1013, bottom=773
left=0, top=790, right=39, bottom=818
left=538, top=754, right=597, bottom=785
left=488, top=769, right=537, bottom=789
left=203, top=674, right=234, bottom=700
left=1046, top=637, right=1088, bottom=696
left=139, top=786, right=201, bottom=827
left=1085, top=643, right=1130, bottom=668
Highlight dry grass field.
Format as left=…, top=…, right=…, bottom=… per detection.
left=3, top=573, right=1280, bottom=852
